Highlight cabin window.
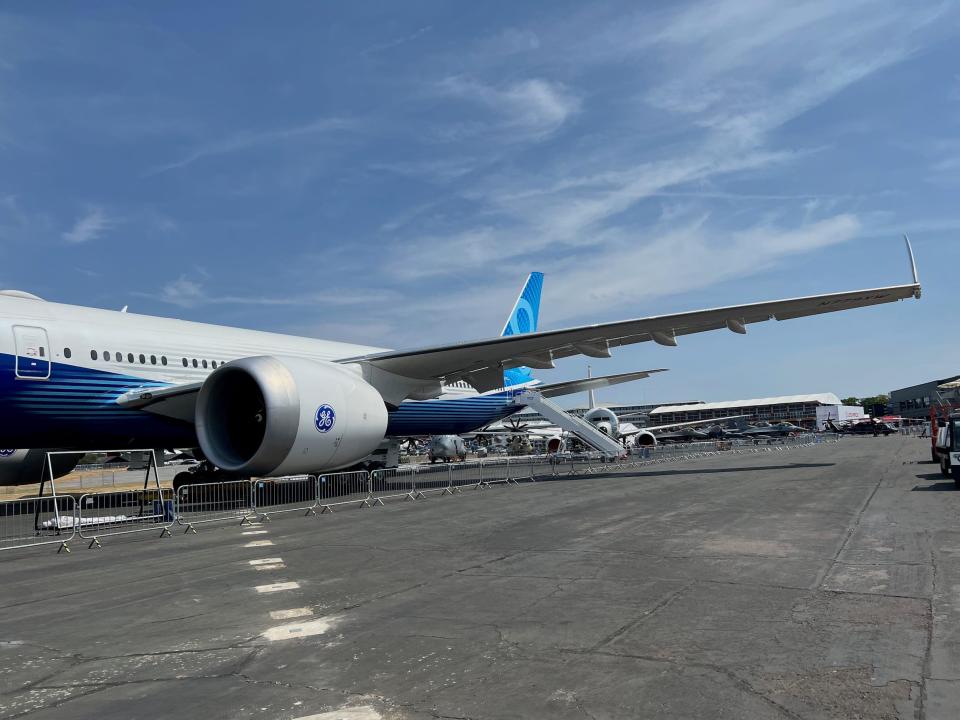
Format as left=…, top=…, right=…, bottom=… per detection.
left=182, top=358, right=188, bottom=367
left=201, top=359, right=208, bottom=369
left=90, top=350, right=98, bottom=360
left=161, top=356, right=167, bottom=366
left=150, top=355, right=157, bottom=365
left=139, top=354, right=146, bottom=364
left=104, top=351, right=111, bottom=361
left=192, top=359, right=198, bottom=368
left=127, top=353, right=134, bottom=363
left=63, top=348, right=72, bottom=359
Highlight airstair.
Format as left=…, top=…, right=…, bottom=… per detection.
left=514, top=390, right=625, bottom=458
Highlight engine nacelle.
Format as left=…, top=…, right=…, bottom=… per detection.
left=0, top=449, right=81, bottom=486
left=584, top=407, right=619, bottom=437
left=633, top=431, right=657, bottom=447
left=195, top=356, right=388, bottom=477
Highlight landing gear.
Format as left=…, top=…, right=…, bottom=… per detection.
left=952, top=466, right=960, bottom=489
left=171, top=461, right=234, bottom=491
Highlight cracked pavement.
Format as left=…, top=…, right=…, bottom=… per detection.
left=1, top=436, right=958, bottom=719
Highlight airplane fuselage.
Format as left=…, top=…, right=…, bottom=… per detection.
left=0, top=294, right=522, bottom=448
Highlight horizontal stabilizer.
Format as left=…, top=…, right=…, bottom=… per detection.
left=537, top=369, right=667, bottom=399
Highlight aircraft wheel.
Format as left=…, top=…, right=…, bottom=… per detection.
left=952, top=466, right=960, bottom=488
left=172, top=472, right=194, bottom=492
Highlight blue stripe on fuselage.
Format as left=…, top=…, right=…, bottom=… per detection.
left=0, top=353, right=522, bottom=447
left=384, top=392, right=521, bottom=436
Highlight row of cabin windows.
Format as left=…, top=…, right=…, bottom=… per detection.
left=81, top=349, right=221, bottom=369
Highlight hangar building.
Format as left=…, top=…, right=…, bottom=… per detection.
left=648, top=393, right=863, bottom=429
left=889, top=376, right=960, bottom=419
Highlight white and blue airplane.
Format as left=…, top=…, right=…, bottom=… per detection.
left=0, top=272, right=662, bottom=484
left=0, top=239, right=921, bottom=486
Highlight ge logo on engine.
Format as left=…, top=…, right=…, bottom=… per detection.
left=0, top=449, right=14, bottom=457
left=314, top=405, right=336, bottom=433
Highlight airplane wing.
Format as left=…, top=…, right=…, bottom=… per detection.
left=345, top=279, right=920, bottom=393
left=619, top=415, right=749, bottom=436
left=536, top=369, right=667, bottom=398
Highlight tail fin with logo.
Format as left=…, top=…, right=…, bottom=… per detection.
left=501, top=272, right=544, bottom=388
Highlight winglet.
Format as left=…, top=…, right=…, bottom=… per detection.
left=904, top=234, right=921, bottom=298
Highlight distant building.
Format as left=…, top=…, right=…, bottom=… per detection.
left=648, top=393, right=860, bottom=429
left=889, top=375, right=960, bottom=419
left=510, top=400, right=701, bottom=425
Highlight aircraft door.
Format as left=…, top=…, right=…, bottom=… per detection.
left=13, top=325, right=51, bottom=380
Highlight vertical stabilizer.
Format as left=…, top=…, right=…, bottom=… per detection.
left=502, top=272, right=544, bottom=387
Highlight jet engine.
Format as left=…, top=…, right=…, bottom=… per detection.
left=0, top=449, right=82, bottom=486
left=633, top=431, right=657, bottom=447
left=546, top=436, right=564, bottom=453
left=583, top=407, right=619, bottom=437
left=195, top=356, right=388, bottom=477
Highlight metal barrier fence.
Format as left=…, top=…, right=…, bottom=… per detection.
left=0, top=433, right=843, bottom=552
left=411, top=464, right=456, bottom=498
left=369, top=467, right=417, bottom=504
left=317, top=471, right=372, bottom=511
left=77, top=488, right=175, bottom=547
left=176, top=480, right=255, bottom=533
left=0, top=495, right=76, bottom=553
left=252, top=475, right=318, bottom=520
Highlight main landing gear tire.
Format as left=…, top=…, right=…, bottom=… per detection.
left=172, top=472, right=194, bottom=492
left=952, top=466, right=960, bottom=489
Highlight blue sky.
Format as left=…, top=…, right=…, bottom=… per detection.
left=1, top=1, right=959, bottom=407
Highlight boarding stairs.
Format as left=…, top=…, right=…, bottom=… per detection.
left=514, top=390, right=625, bottom=458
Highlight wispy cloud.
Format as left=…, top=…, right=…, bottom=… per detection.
left=437, top=76, right=580, bottom=140
left=145, top=117, right=351, bottom=175
left=147, top=275, right=401, bottom=309
left=361, top=25, right=433, bottom=55
left=62, top=206, right=115, bottom=244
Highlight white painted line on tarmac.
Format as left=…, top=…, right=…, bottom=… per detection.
left=255, top=581, right=300, bottom=593
left=270, top=607, right=313, bottom=620
left=249, top=558, right=283, bottom=566
left=255, top=563, right=286, bottom=571
left=242, top=530, right=269, bottom=535
left=244, top=540, right=274, bottom=547
left=262, top=615, right=340, bottom=642
left=290, top=706, right=381, bottom=719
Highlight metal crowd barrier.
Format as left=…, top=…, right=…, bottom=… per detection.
left=369, top=467, right=417, bottom=504
left=317, top=471, right=372, bottom=511
left=0, top=495, right=77, bottom=553
left=176, top=480, right=255, bottom=533
left=411, top=464, right=456, bottom=498
left=77, top=488, right=175, bottom=548
left=253, top=475, right=318, bottom=520
left=0, top=433, right=843, bottom=553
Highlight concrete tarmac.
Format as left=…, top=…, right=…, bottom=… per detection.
left=1, top=436, right=958, bottom=719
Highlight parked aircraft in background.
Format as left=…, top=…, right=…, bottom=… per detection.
left=826, top=419, right=897, bottom=436
left=729, top=420, right=808, bottom=437
left=0, top=238, right=921, bottom=486
left=427, top=435, right=468, bottom=463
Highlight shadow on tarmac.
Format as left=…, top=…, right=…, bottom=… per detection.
left=911, top=481, right=958, bottom=492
